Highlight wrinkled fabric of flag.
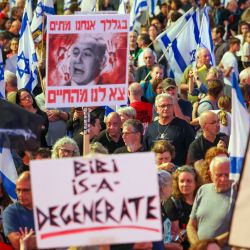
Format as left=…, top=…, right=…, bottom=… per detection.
left=17, top=12, right=38, bottom=92
left=31, top=0, right=55, bottom=43
left=0, top=47, right=5, bottom=99
left=80, top=0, right=96, bottom=11
left=0, top=146, right=17, bottom=202
left=229, top=73, right=250, bottom=182
left=158, top=8, right=200, bottom=83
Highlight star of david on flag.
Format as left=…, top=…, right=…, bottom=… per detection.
left=0, top=47, right=4, bottom=99
left=17, top=12, right=38, bottom=92
left=31, top=0, right=55, bottom=43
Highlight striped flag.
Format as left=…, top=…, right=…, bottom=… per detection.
left=31, top=0, right=55, bottom=44
left=198, top=6, right=215, bottom=65
left=148, top=0, right=160, bottom=17
left=0, top=47, right=4, bottom=99
left=158, top=8, right=200, bottom=83
left=25, top=0, right=33, bottom=24
left=17, top=12, right=38, bottom=92
left=229, top=73, right=250, bottom=182
left=64, top=0, right=72, bottom=11
left=118, top=0, right=126, bottom=14
left=0, top=147, right=17, bottom=202
left=156, top=7, right=195, bottom=49
left=130, top=0, right=148, bottom=31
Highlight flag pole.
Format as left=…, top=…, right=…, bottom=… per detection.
left=40, top=14, right=46, bottom=61
left=83, top=107, right=90, bottom=156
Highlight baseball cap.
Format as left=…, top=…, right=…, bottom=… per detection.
left=162, top=78, right=177, bottom=91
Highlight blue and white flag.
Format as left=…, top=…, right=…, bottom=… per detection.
left=198, top=6, right=215, bottom=65
left=10, top=0, right=16, bottom=8
left=156, top=7, right=195, bottom=49
left=17, top=12, right=38, bottom=92
left=229, top=73, right=250, bottom=182
left=148, top=0, right=160, bottom=17
left=130, top=0, right=148, bottom=31
left=80, top=0, right=96, bottom=11
left=0, top=147, right=18, bottom=202
left=64, top=0, right=72, bottom=11
left=118, top=0, right=126, bottom=14
left=25, top=0, right=33, bottom=24
left=159, top=8, right=200, bottom=83
left=31, top=0, right=55, bottom=43
left=0, top=47, right=5, bottom=99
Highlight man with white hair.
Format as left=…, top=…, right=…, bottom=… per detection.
left=239, top=67, right=250, bottom=84
left=143, top=93, right=195, bottom=165
left=4, top=70, right=17, bottom=97
left=187, top=156, right=236, bottom=249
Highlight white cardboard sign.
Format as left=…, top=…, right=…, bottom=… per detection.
left=30, top=153, right=162, bottom=248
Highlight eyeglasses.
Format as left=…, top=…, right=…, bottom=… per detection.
left=20, top=95, right=32, bottom=101
left=122, top=131, right=137, bottom=136
left=59, top=147, right=75, bottom=154
left=157, top=104, right=173, bottom=109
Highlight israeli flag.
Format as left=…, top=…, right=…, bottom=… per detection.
left=118, top=0, right=126, bottom=14
left=229, top=73, right=250, bottom=182
left=159, top=8, right=200, bottom=83
left=130, top=0, right=148, bottom=31
left=0, top=47, right=5, bottom=99
left=0, top=147, right=18, bottom=202
left=148, top=0, right=160, bottom=17
left=17, top=12, right=38, bottom=92
left=80, top=0, right=96, bottom=11
left=64, top=0, right=72, bottom=11
left=198, top=6, right=215, bottom=65
left=9, top=0, right=16, bottom=8
left=25, top=0, right=33, bottom=24
left=157, top=7, right=195, bottom=48
left=31, top=0, right=55, bottom=43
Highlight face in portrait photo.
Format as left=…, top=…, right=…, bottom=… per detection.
left=69, top=35, right=107, bottom=86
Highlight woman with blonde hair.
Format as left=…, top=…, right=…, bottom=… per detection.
left=51, top=136, right=80, bottom=158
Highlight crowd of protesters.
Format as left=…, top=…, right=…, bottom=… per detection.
left=1, top=0, right=250, bottom=249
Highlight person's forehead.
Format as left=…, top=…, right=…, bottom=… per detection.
left=159, top=97, right=172, bottom=104
left=123, top=124, right=134, bottom=131
left=107, top=115, right=120, bottom=123
left=16, top=179, right=31, bottom=188
left=62, top=143, right=75, bottom=150
left=73, top=41, right=97, bottom=51
left=144, top=51, right=153, bottom=58
left=214, top=162, right=230, bottom=173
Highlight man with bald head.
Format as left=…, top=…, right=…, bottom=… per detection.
left=187, top=111, right=227, bottom=165
left=5, top=20, right=21, bottom=40
left=180, top=47, right=212, bottom=100
left=129, top=82, right=153, bottom=125
left=92, top=112, right=125, bottom=153
left=3, top=171, right=37, bottom=249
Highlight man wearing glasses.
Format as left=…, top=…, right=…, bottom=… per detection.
left=3, top=171, right=36, bottom=249
left=143, top=93, right=195, bottom=165
left=114, top=119, right=145, bottom=153
left=187, top=111, right=227, bottom=165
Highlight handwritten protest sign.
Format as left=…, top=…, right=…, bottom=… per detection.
left=46, top=14, right=129, bottom=108
left=30, top=153, right=162, bottom=248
